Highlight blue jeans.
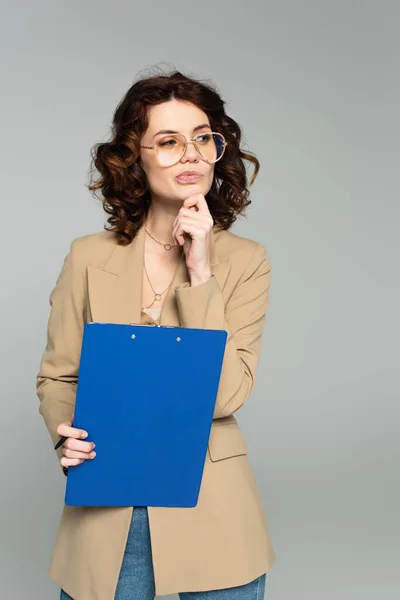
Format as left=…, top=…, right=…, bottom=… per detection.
left=61, top=506, right=266, bottom=600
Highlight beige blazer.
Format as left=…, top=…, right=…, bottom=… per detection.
left=36, top=224, right=276, bottom=600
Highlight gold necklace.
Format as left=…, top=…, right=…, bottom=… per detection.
left=143, top=261, right=170, bottom=308
left=142, top=253, right=183, bottom=309
left=145, top=228, right=179, bottom=251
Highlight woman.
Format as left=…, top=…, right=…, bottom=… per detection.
left=37, top=70, right=276, bottom=600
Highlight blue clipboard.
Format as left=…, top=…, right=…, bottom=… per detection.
left=65, top=322, right=228, bottom=508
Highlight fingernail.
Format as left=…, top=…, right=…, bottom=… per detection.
left=92, top=443, right=96, bottom=449
left=90, top=452, right=96, bottom=458
left=81, top=431, right=88, bottom=439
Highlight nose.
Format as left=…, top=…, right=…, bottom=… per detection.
left=181, top=140, right=200, bottom=163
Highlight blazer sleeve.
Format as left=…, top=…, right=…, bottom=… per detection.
left=174, top=242, right=271, bottom=419
left=36, top=238, right=86, bottom=471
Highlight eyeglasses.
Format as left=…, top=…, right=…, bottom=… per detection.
left=140, top=132, right=227, bottom=167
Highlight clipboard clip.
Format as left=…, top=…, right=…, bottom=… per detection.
left=129, top=322, right=183, bottom=342
left=128, top=323, right=179, bottom=329
left=88, top=322, right=179, bottom=329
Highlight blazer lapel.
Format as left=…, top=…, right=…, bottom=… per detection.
left=87, top=224, right=230, bottom=326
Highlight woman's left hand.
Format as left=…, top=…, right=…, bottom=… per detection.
left=172, top=194, right=214, bottom=285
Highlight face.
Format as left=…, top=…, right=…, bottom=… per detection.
left=139, top=99, right=215, bottom=204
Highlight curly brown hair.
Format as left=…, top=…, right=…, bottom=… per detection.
left=87, top=68, right=260, bottom=246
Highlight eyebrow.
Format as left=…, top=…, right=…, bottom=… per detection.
left=152, top=123, right=211, bottom=140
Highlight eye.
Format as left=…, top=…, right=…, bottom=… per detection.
left=158, top=137, right=178, bottom=147
left=196, top=133, right=212, bottom=142
left=196, top=133, right=212, bottom=144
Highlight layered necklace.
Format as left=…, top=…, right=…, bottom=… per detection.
left=145, top=228, right=180, bottom=251
left=142, top=228, right=183, bottom=309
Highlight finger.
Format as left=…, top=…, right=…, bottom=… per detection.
left=60, top=457, right=84, bottom=468
left=63, top=448, right=96, bottom=460
left=172, top=203, right=210, bottom=232
left=57, top=422, right=88, bottom=440
left=173, top=231, right=185, bottom=246
left=174, top=233, right=185, bottom=246
left=172, top=221, right=195, bottom=246
left=175, top=217, right=205, bottom=230
left=183, top=194, right=210, bottom=215
left=172, top=199, right=201, bottom=228
left=172, top=222, right=199, bottom=247
left=178, top=207, right=213, bottom=225
left=64, top=438, right=96, bottom=453
left=174, top=219, right=208, bottom=241
left=172, top=220, right=192, bottom=246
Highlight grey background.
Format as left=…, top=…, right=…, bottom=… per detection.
left=0, top=1, right=399, bottom=599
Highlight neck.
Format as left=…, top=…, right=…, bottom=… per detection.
left=144, top=200, right=181, bottom=247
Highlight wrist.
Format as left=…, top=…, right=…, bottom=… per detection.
left=189, top=269, right=213, bottom=287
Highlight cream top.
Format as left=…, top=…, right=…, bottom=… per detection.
left=142, top=306, right=162, bottom=320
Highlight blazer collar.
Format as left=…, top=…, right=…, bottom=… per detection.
left=87, top=224, right=230, bottom=326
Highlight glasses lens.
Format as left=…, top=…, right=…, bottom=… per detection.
left=195, top=133, right=226, bottom=163
left=156, top=134, right=186, bottom=166
left=155, top=132, right=226, bottom=166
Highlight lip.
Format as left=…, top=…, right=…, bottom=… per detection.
left=176, top=171, right=203, bottom=183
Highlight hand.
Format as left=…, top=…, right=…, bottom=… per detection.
left=172, top=194, right=214, bottom=284
left=57, top=416, right=96, bottom=469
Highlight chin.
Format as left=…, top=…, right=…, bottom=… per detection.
left=174, top=180, right=211, bottom=198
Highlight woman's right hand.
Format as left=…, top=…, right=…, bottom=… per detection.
left=57, top=419, right=96, bottom=469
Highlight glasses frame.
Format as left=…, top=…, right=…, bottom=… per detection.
left=140, top=131, right=228, bottom=166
